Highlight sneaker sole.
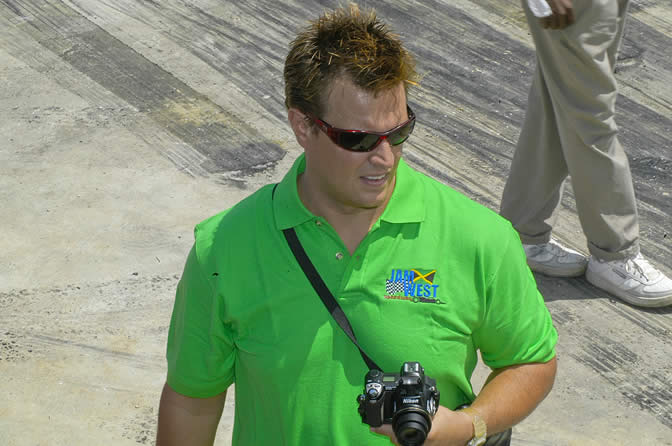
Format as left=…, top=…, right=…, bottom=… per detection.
left=527, top=261, right=587, bottom=278
left=586, top=268, right=672, bottom=308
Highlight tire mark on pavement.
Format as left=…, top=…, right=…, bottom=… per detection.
left=540, top=276, right=672, bottom=338
left=0, top=0, right=285, bottom=174
left=65, top=0, right=307, bottom=125
left=0, top=275, right=179, bottom=314
left=30, top=334, right=164, bottom=368
left=404, top=147, right=501, bottom=209
left=545, top=278, right=672, bottom=430
left=608, top=299, right=672, bottom=339
left=0, top=275, right=178, bottom=369
left=568, top=327, right=672, bottom=429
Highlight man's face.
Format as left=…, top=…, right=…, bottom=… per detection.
left=300, top=77, right=408, bottom=214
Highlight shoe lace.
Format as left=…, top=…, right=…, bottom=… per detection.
left=547, top=240, right=569, bottom=257
left=624, top=254, right=657, bottom=281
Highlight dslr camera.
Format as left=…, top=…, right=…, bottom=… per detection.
left=357, top=362, right=440, bottom=446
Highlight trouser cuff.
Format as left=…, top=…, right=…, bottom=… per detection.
left=588, top=240, right=639, bottom=261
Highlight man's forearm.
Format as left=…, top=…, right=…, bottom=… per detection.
left=470, top=356, right=557, bottom=435
left=156, top=383, right=228, bottom=446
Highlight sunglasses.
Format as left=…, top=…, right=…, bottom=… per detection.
left=306, top=106, right=416, bottom=152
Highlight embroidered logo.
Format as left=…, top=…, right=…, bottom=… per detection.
left=384, top=268, right=444, bottom=304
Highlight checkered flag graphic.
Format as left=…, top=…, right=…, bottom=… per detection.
left=385, top=280, right=405, bottom=295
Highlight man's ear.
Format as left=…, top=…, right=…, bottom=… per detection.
left=288, top=108, right=313, bottom=151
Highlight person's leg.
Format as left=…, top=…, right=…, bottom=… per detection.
left=500, top=1, right=588, bottom=277
left=535, top=0, right=639, bottom=260
left=500, top=60, right=569, bottom=246
left=537, top=0, right=672, bottom=306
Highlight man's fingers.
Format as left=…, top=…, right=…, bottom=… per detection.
left=540, top=9, right=574, bottom=30
left=548, top=0, right=572, bottom=15
left=557, top=12, right=567, bottom=29
left=548, top=1, right=562, bottom=15
left=540, top=16, right=551, bottom=29
left=543, top=0, right=574, bottom=29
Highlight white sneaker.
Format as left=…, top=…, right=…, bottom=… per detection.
left=523, top=239, right=588, bottom=277
left=586, top=253, right=672, bottom=308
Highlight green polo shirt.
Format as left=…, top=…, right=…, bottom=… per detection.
left=166, top=154, right=557, bottom=445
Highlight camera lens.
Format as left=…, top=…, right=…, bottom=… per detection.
left=392, top=409, right=431, bottom=446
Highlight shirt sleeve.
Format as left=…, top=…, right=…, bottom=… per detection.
left=166, top=242, right=236, bottom=397
left=473, top=227, right=558, bottom=369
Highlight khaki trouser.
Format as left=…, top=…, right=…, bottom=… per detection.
left=500, top=0, right=639, bottom=261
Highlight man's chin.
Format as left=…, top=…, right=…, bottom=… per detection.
left=356, top=194, right=390, bottom=210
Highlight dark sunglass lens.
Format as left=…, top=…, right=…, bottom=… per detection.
left=389, top=120, right=415, bottom=146
left=338, top=132, right=380, bottom=152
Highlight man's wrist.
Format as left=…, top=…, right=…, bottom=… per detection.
left=454, top=409, right=476, bottom=445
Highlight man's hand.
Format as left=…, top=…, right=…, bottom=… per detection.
left=371, top=357, right=557, bottom=445
left=370, top=406, right=473, bottom=446
left=541, top=0, right=574, bottom=29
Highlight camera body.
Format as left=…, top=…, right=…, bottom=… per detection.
left=357, top=362, right=440, bottom=446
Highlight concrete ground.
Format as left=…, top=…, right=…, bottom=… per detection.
left=1, top=0, right=671, bottom=444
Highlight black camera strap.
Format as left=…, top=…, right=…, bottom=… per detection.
left=282, top=226, right=381, bottom=371
left=271, top=183, right=379, bottom=370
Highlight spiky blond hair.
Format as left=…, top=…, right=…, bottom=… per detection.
left=284, top=3, right=417, bottom=118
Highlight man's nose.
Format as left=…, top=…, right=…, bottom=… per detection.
left=369, top=137, right=396, bottom=167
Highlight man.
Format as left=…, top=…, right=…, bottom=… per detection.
left=500, top=0, right=672, bottom=307
left=156, top=5, right=557, bottom=445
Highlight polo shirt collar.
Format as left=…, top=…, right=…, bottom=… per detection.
left=273, top=154, right=425, bottom=230
left=273, top=154, right=314, bottom=230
